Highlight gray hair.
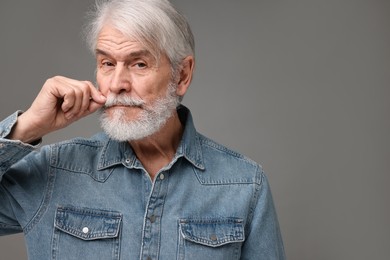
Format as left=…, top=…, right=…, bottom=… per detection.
left=85, top=0, right=195, bottom=71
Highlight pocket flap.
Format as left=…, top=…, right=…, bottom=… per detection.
left=179, top=218, right=245, bottom=247
left=54, top=206, right=122, bottom=241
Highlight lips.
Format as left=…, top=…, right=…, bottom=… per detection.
left=105, top=104, right=141, bottom=109
left=104, top=93, right=145, bottom=108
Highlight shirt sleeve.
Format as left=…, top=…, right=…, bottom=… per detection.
left=240, top=169, right=286, bottom=260
left=0, top=111, right=40, bottom=173
left=0, top=112, right=47, bottom=236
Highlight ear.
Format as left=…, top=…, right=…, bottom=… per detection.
left=176, top=56, right=195, bottom=97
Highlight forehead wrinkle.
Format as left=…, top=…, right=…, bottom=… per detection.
left=97, top=30, right=140, bottom=54
left=96, top=26, right=164, bottom=65
left=97, top=38, right=137, bottom=53
left=96, top=38, right=151, bottom=59
left=127, top=49, right=153, bottom=59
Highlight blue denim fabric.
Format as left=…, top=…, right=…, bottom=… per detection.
left=0, top=106, right=285, bottom=259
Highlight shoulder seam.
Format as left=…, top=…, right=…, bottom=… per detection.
left=197, top=133, right=258, bottom=167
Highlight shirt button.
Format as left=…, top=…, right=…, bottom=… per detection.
left=210, top=234, right=218, bottom=241
left=82, top=227, right=89, bottom=234
left=149, top=215, right=156, bottom=223
left=159, top=173, right=165, bottom=180
left=125, top=158, right=131, bottom=164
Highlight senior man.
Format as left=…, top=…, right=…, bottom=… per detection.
left=0, top=0, right=285, bottom=259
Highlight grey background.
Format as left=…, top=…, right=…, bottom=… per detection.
left=0, top=0, right=389, bottom=259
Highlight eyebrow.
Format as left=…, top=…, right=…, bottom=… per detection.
left=95, top=49, right=153, bottom=60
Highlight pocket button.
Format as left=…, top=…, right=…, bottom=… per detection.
left=82, top=227, right=89, bottom=234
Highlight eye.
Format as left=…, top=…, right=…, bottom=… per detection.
left=102, top=61, right=115, bottom=67
left=134, top=62, right=147, bottom=69
left=98, top=60, right=115, bottom=72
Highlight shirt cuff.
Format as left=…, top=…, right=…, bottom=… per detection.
left=0, top=111, right=42, bottom=147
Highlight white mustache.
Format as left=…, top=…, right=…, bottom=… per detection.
left=104, top=93, right=145, bottom=108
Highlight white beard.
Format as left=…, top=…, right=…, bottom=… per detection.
left=99, top=82, right=180, bottom=141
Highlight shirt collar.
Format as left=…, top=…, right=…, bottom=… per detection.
left=97, top=105, right=205, bottom=171
left=175, top=105, right=205, bottom=170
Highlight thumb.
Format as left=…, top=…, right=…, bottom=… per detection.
left=90, top=88, right=107, bottom=104
left=88, top=100, right=105, bottom=114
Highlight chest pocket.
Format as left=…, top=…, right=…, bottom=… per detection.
left=178, top=218, right=245, bottom=260
left=52, top=206, right=122, bottom=260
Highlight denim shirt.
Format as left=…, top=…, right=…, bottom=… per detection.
left=0, top=106, right=285, bottom=260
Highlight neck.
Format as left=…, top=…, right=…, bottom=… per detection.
left=129, top=111, right=183, bottom=179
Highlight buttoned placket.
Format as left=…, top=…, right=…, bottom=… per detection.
left=140, top=171, right=169, bottom=260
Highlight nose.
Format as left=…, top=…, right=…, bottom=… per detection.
left=109, top=63, right=132, bottom=94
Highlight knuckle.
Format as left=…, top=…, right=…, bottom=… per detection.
left=65, top=89, right=76, bottom=98
left=44, top=77, right=55, bottom=85
left=82, top=80, right=92, bottom=85
left=44, top=76, right=64, bottom=88
left=52, top=75, right=64, bottom=81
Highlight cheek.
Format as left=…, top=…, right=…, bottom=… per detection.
left=96, top=73, right=110, bottom=94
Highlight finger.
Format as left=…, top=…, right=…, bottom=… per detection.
left=79, top=81, right=106, bottom=110
left=88, top=100, right=105, bottom=114
left=79, top=83, right=93, bottom=114
left=62, top=81, right=91, bottom=119
left=67, top=81, right=104, bottom=119
left=63, top=88, right=83, bottom=119
left=74, top=81, right=104, bottom=117
left=43, top=76, right=104, bottom=120
left=47, top=76, right=77, bottom=113
left=86, top=81, right=106, bottom=104
left=61, top=89, right=76, bottom=113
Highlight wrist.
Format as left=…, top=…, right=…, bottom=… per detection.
left=7, top=112, right=43, bottom=144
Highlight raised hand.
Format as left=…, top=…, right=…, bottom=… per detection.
left=8, top=76, right=107, bottom=143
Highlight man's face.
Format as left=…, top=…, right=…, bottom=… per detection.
left=96, top=25, right=175, bottom=121
left=95, top=26, right=180, bottom=141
